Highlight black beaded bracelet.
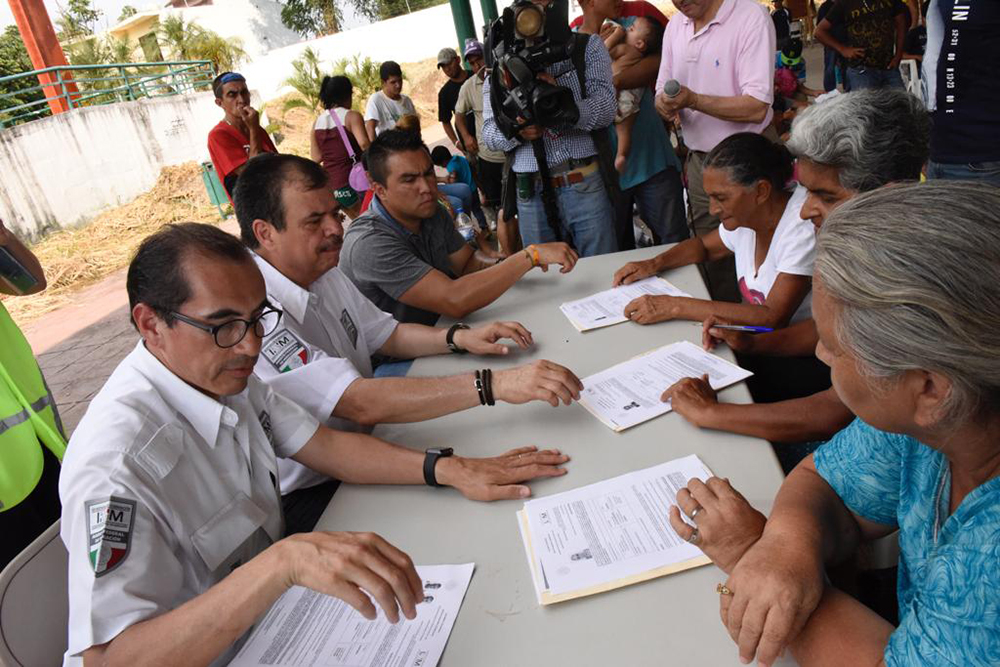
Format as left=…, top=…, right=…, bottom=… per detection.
left=474, top=370, right=487, bottom=406
left=483, top=368, right=496, bottom=406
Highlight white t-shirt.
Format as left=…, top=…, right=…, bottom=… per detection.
left=253, top=256, right=398, bottom=492
left=718, top=185, right=816, bottom=323
left=364, top=90, right=417, bottom=136
left=60, top=343, right=319, bottom=666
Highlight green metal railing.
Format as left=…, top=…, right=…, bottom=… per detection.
left=0, top=60, right=215, bottom=129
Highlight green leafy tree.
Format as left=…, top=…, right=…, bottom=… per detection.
left=158, top=15, right=247, bottom=71
left=108, top=36, right=135, bottom=63
left=331, top=55, right=381, bottom=110
left=117, top=5, right=139, bottom=22
left=283, top=46, right=323, bottom=111
left=0, top=25, right=48, bottom=121
left=190, top=32, right=248, bottom=72
left=56, top=0, right=103, bottom=39
left=279, top=0, right=341, bottom=38
left=350, top=0, right=444, bottom=22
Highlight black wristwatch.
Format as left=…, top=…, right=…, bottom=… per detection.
left=423, top=447, right=454, bottom=487
left=446, top=323, right=470, bottom=354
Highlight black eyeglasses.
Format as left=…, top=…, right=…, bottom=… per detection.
left=169, top=307, right=283, bottom=349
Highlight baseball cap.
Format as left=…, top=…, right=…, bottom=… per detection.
left=463, top=39, right=484, bottom=59
left=437, top=47, right=459, bottom=67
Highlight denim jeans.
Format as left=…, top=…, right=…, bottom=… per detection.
left=438, top=182, right=487, bottom=230
left=823, top=47, right=838, bottom=92
left=845, top=66, right=904, bottom=91
left=927, top=160, right=1000, bottom=187
left=516, top=168, right=616, bottom=257
left=615, top=167, right=688, bottom=249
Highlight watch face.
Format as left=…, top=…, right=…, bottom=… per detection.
left=428, top=447, right=454, bottom=456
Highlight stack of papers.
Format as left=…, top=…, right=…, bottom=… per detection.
left=579, top=341, right=753, bottom=431
left=559, top=277, right=691, bottom=332
left=229, top=563, right=475, bottom=667
left=518, top=455, right=714, bottom=605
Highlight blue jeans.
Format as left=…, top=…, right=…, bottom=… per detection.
left=845, top=66, right=904, bottom=91
left=823, top=47, right=838, bottom=92
left=927, top=160, right=1000, bottom=187
left=516, top=168, right=616, bottom=257
left=438, top=182, right=487, bottom=230
left=615, top=166, right=689, bottom=248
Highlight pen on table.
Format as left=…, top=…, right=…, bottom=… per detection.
left=710, top=324, right=774, bottom=334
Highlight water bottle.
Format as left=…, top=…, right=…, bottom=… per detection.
left=454, top=206, right=476, bottom=242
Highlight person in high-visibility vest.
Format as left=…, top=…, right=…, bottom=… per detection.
left=0, top=218, right=66, bottom=568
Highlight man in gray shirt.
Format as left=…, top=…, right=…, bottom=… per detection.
left=340, top=130, right=578, bottom=326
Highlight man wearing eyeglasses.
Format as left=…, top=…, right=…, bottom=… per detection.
left=208, top=71, right=278, bottom=199
left=59, top=222, right=570, bottom=666
left=234, top=153, right=584, bottom=532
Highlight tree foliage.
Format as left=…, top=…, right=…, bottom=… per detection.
left=56, top=0, right=103, bottom=39
left=283, top=46, right=323, bottom=111
left=117, top=5, right=139, bottom=22
left=350, top=0, right=445, bottom=22
left=280, top=0, right=341, bottom=37
left=332, top=54, right=381, bottom=110
left=0, top=25, right=48, bottom=119
left=158, top=15, right=248, bottom=71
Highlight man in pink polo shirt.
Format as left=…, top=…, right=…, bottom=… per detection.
left=654, top=0, right=775, bottom=303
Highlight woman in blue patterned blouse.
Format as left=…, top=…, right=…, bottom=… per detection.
left=667, top=180, right=1000, bottom=666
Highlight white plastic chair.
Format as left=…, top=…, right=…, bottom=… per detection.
left=0, top=521, right=68, bottom=666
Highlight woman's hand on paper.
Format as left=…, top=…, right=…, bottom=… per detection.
left=667, top=477, right=766, bottom=575
left=612, top=259, right=658, bottom=286
left=661, top=374, right=718, bottom=426
left=623, top=294, right=677, bottom=324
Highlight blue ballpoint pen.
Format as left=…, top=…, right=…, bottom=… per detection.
left=711, top=324, right=774, bottom=334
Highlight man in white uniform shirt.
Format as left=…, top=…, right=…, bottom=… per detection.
left=59, top=223, right=571, bottom=666
left=233, top=153, right=585, bottom=532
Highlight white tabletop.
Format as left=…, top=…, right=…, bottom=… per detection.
left=315, top=246, right=788, bottom=666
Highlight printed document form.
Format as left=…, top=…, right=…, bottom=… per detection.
left=578, top=341, right=752, bottom=431
left=518, top=455, right=713, bottom=604
left=228, top=563, right=474, bottom=667
left=560, top=277, right=691, bottom=332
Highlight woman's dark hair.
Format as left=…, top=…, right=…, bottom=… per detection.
left=319, top=75, right=353, bottom=109
left=703, top=132, right=794, bottom=192
left=367, top=129, right=429, bottom=185
left=127, top=223, right=251, bottom=328
left=379, top=60, right=403, bottom=82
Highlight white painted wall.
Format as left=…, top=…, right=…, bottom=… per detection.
left=241, top=0, right=516, bottom=102
left=0, top=92, right=229, bottom=239
left=160, top=0, right=305, bottom=59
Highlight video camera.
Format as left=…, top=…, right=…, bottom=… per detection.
left=485, top=0, right=581, bottom=137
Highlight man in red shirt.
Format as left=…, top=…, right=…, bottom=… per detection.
left=207, top=72, right=278, bottom=199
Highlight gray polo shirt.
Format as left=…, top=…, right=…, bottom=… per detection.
left=340, top=198, right=467, bottom=326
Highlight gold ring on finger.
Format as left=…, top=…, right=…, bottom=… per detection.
left=716, top=583, right=733, bottom=596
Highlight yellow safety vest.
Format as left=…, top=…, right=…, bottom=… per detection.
left=0, top=301, right=66, bottom=512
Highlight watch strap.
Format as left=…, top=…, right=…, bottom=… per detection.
left=446, top=323, right=470, bottom=354
left=423, top=448, right=453, bottom=487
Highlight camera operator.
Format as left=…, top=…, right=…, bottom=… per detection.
left=482, top=0, right=618, bottom=257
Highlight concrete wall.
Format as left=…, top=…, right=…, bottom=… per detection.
left=242, top=0, right=517, bottom=102
left=0, top=92, right=223, bottom=240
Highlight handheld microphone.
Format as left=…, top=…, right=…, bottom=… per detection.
left=662, top=79, right=681, bottom=97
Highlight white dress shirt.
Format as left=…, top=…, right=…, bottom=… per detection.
left=59, top=342, right=319, bottom=666
left=253, top=256, right=398, bottom=492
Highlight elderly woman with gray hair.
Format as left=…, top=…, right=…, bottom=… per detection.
left=665, top=90, right=930, bottom=464
left=668, top=181, right=1000, bottom=666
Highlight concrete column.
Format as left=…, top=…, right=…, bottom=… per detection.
left=448, top=0, right=476, bottom=51
left=7, top=0, right=79, bottom=115
left=479, top=0, right=498, bottom=26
